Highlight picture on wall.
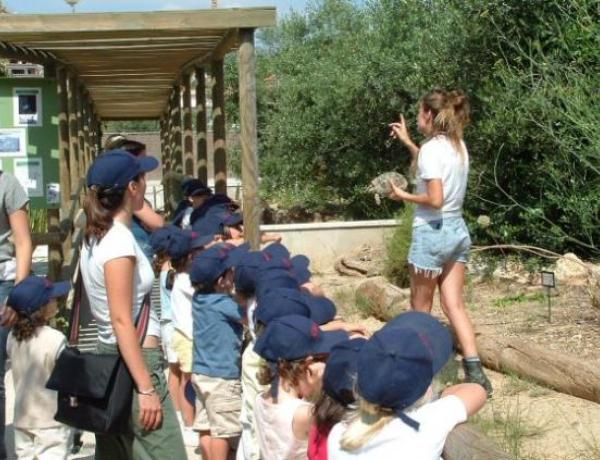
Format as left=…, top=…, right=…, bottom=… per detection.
left=0, top=129, right=27, bottom=157
left=13, top=158, right=44, bottom=198
left=13, top=88, right=43, bottom=126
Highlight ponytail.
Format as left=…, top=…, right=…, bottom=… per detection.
left=422, top=88, right=470, bottom=157
left=83, top=186, right=126, bottom=245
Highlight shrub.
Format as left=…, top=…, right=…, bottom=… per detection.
left=383, top=204, right=413, bottom=288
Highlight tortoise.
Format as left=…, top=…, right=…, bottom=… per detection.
left=367, top=171, right=409, bottom=205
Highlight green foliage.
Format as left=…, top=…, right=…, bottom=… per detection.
left=383, top=204, right=413, bottom=288
left=491, top=292, right=546, bottom=310
left=29, top=208, right=47, bottom=233
left=224, top=0, right=599, bottom=258
left=104, top=120, right=159, bottom=133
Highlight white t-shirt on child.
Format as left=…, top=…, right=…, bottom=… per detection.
left=327, top=395, right=467, bottom=460
left=413, top=135, right=469, bottom=227
left=80, top=221, right=159, bottom=344
left=7, top=326, right=66, bottom=429
left=170, top=272, right=195, bottom=339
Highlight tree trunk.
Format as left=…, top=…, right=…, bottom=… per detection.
left=444, top=424, right=514, bottom=460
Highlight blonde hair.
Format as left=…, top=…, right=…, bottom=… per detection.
left=421, top=88, right=470, bottom=157
left=340, top=390, right=432, bottom=451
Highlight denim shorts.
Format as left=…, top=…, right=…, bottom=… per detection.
left=408, top=216, right=471, bottom=277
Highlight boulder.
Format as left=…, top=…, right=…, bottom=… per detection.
left=555, top=253, right=590, bottom=286
left=355, top=276, right=410, bottom=321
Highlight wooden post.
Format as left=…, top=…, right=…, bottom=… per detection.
left=238, top=29, right=260, bottom=249
left=56, top=67, right=71, bottom=211
left=46, top=209, right=62, bottom=281
left=160, top=115, right=169, bottom=212
left=182, top=72, right=194, bottom=176
left=195, top=65, right=208, bottom=184
left=76, top=84, right=86, bottom=179
left=67, top=73, right=80, bottom=195
left=212, top=59, right=227, bottom=195
left=172, top=84, right=183, bottom=174
left=96, top=117, right=103, bottom=154
left=82, top=94, right=92, bottom=171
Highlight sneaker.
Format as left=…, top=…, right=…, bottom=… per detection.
left=182, top=426, right=199, bottom=447
left=463, top=358, right=493, bottom=396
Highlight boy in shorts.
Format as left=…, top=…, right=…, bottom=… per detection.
left=190, top=243, right=249, bottom=460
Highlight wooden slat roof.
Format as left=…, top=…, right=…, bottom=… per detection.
left=0, top=8, right=276, bottom=119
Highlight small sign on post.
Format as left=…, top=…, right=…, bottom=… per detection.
left=541, top=271, right=556, bottom=322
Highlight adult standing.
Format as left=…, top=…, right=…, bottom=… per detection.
left=0, top=171, right=32, bottom=460
left=80, top=150, right=185, bottom=458
left=387, top=89, right=492, bottom=394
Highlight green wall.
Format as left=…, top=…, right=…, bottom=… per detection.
left=0, top=77, right=60, bottom=209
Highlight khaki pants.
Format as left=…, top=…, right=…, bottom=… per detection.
left=14, top=425, right=72, bottom=460
left=94, top=343, right=186, bottom=460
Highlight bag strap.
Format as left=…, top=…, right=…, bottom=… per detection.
left=68, top=260, right=152, bottom=346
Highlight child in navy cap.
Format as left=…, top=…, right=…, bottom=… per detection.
left=327, top=312, right=486, bottom=460
left=172, top=178, right=213, bottom=229
left=309, top=338, right=366, bottom=460
left=189, top=243, right=249, bottom=460
left=6, top=275, right=72, bottom=459
left=164, top=227, right=215, bottom=447
left=253, top=315, right=349, bottom=460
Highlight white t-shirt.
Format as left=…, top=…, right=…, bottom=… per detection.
left=254, top=392, right=313, bottom=460
left=328, top=395, right=467, bottom=460
left=170, top=272, right=195, bottom=339
left=7, top=326, right=67, bottom=429
left=413, top=136, right=469, bottom=227
left=80, top=221, right=160, bottom=344
left=181, top=207, right=194, bottom=230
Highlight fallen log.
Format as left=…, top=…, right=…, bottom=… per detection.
left=475, top=336, right=600, bottom=404
left=444, top=423, right=514, bottom=460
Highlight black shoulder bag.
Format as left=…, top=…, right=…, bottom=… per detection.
left=46, top=264, right=151, bottom=434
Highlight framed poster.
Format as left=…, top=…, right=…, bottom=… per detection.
left=13, top=87, right=43, bottom=127
left=13, top=158, right=44, bottom=198
left=0, top=129, right=26, bottom=157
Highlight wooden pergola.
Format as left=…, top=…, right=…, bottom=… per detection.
left=0, top=8, right=276, bottom=277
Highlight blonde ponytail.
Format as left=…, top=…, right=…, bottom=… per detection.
left=340, top=400, right=394, bottom=451
left=422, top=88, right=470, bottom=158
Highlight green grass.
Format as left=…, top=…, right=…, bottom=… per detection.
left=473, top=397, right=549, bottom=459
left=492, top=292, right=546, bottom=310
left=383, top=205, right=413, bottom=288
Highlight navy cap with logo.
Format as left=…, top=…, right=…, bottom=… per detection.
left=323, top=338, right=367, bottom=406
left=149, top=225, right=179, bottom=254
left=256, top=287, right=336, bottom=326
left=356, top=312, right=452, bottom=431
left=164, top=228, right=216, bottom=260
left=255, top=268, right=301, bottom=298
left=7, top=275, right=71, bottom=315
left=233, top=251, right=266, bottom=295
left=254, top=314, right=348, bottom=362
left=190, top=242, right=249, bottom=288
left=182, top=178, right=212, bottom=198
left=87, top=149, right=158, bottom=189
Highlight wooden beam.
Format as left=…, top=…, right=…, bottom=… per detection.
left=56, top=67, right=72, bottom=212
left=182, top=72, right=194, bottom=176
left=171, top=86, right=183, bottom=174
left=238, top=28, right=260, bottom=250
left=0, top=40, right=57, bottom=64
left=212, top=59, right=227, bottom=195
left=178, top=29, right=238, bottom=81
left=82, top=93, right=92, bottom=175
left=67, top=73, right=81, bottom=194
left=76, top=84, right=86, bottom=180
left=0, top=9, right=277, bottom=34
left=195, top=65, right=208, bottom=184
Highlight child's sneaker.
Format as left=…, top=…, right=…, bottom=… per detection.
left=182, top=426, right=199, bottom=447
left=463, top=357, right=493, bottom=396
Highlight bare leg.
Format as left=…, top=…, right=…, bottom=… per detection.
left=199, top=431, right=211, bottom=460
left=168, top=363, right=182, bottom=413
left=211, top=438, right=231, bottom=460
left=437, top=261, right=478, bottom=357
left=180, top=373, right=195, bottom=426
left=409, top=265, right=438, bottom=313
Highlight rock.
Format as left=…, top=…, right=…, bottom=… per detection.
left=555, top=253, right=590, bottom=285
left=355, top=276, right=410, bottom=322
left=334, top=244, right=385, bottom=278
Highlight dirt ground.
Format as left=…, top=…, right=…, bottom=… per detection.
left=314, top=273, right=600, bottom=460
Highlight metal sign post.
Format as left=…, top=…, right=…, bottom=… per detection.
left=541, top=271, right=556, bottom=322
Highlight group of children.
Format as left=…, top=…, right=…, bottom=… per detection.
left=1, top=174, right=486, bottom=460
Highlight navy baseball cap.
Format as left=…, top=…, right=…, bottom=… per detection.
left=291, top=255, right=312, bottom=284
left=323, top=338, right=367, bottom=406
left=190, top=243, right=249, bottom=288
left=87, top=149, right=158, bottom=189
left=7, top=275, right=71, bottom=315
left=233, top=251, right=265, bottom=295
left=149, top=225, right=179, bottom=254
left=222, top=211, right=243, bottom=227
left=255, top=268, right=301, bottom=298
left=256, top=288, right=336, bottom=326
left=254, top=314, right=348, bottom=362
left=356, top=312, right=452, bottom=430
left=182, top=178, right=211, bottom=198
